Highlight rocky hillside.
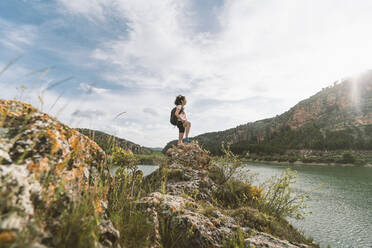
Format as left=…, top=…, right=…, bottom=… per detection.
left=0, top=99, right=317, bottom=247
left=77, top=128, right=152, bottom=154
left=140, top=143, right=316, bottom=248
left=164, top=71, right=372, bottom=155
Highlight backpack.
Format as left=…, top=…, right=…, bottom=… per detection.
left=170, top=106, right=183, bottom=125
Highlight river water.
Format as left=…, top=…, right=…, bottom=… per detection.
left=245, top=163, right=372, bottom=248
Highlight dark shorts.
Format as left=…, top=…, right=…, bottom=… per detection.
left=177, top=120, right=185, bottom=133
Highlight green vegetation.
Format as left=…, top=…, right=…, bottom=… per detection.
left=222, top=227, right=247, bottom=248
left=207, top=145, right=317, bottom=246
left=78, top=128, right=152, bottom=154
left=135, top=151, right=166, bottom=165
left=258, top=169, right=312, bottom=220
left=53, top=193, right=100, bottom=248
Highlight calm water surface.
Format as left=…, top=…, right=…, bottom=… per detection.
left=110, top=165, right=159, bottom=177
left=245, top=163, right=372, bottom=248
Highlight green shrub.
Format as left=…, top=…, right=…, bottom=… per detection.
left=258, top=168, right=312, bottom=220
left=53, top=193, right=100, bottom=248
left=108, top=165, right=154, bottom=247
left=135, top=151, right=166, bottom=165
left=222, top=227, right=247, bottom=248
left=213, top=142, right=247, bottom=185
left=158, top=216, right=194, bottom=248
left=229, top=207, right=316, bottom=246
left=111, top=146, right=138, bottom=169
left=213, top=178, right=263, bottom=209
left=288, top=157, right=297, bottom=163
left=340, top=151, right=356, bottom=164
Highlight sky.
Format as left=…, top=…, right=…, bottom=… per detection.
left=1, top=0, right=372, bottom=147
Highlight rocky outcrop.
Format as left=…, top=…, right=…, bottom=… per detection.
left=166, top=142, right=211, bottom=168
left=143, top=143, right=313, bottom=248
left=0, top=100, right=118, bottom=247
left=246, top=232, right=311, bottom=248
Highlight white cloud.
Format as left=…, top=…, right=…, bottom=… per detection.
left=7, top=0, right=372, bottom=147
left=80, top=82, right=109, bottom=94
left=143, top=107, right=159, bottom=117
left=72, top=109, right=106, bottom=119
left=0, top=19, right=38, bottom=51
left=56, top=0, right=112, bottom=22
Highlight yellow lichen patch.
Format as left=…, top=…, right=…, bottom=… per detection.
left=94, top=197, right=103, bottom=214
left=46, top=182, right=58, bottom=203
left=46, top=129, right=60, bottom=155
left=38, top=157, right=50, bottom=172
left=27, top=160, right=37, bottom=172
left=64, top=167, right=82, bottom=183
left=0, top=231, right=16, bottom=243
left=56, top=157, right=69, bottom=173
left=69, top=135, right=84, bottom=153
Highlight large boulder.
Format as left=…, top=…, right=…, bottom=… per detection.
left=0, top=100, right=118, bottom=247
left=166, top=142, right=211, bottom=168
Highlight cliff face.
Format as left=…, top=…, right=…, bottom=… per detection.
left=164, top=72, right=372, bottom=154
left=0, top=100, right=118, bottom=247
left=285, top=75, right=372, bottom=130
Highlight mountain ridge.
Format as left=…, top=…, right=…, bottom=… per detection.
left=164, top=71, right=372, bottom=156
left=77, top=128, right=152, bottom=154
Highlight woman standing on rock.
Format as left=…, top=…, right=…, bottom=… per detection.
left=174, top=95, right=191, bottom=145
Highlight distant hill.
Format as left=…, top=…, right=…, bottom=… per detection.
left=164, top=71, right=372, bottom=155
left=148, top=147, right=163, bottom=151
left=77, top=128, right=151, bottom=154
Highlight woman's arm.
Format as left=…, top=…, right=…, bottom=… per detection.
left=175, top=106, right=181, bottom=119
left=175, top=105, right=185, bottom=122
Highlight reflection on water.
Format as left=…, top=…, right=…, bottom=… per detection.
left=110, top=165, right=159, bottom=177
left=245, top=163, right=372, bottom=248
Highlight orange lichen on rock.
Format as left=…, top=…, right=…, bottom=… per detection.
left=0, top=231, right=16, bottom=243
left=0, top=99, right=117, bottom=246
left=94, top=197, right=103, bottom=214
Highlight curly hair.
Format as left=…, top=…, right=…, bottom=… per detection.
left=174, top=95, right=185, bottom=105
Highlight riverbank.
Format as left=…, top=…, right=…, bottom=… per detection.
left=243, top=149, right=372, bottom=167
left=246, top=162, right=372, bottom=248
left=243, top=158, right=372, bottom=167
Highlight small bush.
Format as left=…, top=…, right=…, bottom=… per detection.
left=108, top=165, right=154, bottom=247
left=111, top=146, right=138, bottom=171
left=136, top=151, right=166, bottom=165
left=222, top=227, right=247, bottom=248
left=229, top=207, right=316, bottom=246
left=53, top=193, right=100, bottom=248
left=258, top=168, right=312, bottom=220
left=159, top=216, right=193, bottom=248
left=214, top=179, right=263, bottom=209
left=213, top=142, right=253, bottom=185
left=288, top=157, right=297, bottom=163
left=340, top=151, right=356, bottom=164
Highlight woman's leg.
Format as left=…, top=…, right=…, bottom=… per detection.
left=178, top=132, right=184, bottom=145
left=177, top=121, right=185, bottom=145
left=185, top=121, right=191, bottom=138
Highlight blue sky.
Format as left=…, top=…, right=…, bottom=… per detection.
left=1, top=0, right=372, bottom=147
